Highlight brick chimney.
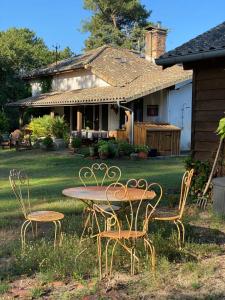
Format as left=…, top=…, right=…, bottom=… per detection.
left=145, top=23, right=167, bottom=62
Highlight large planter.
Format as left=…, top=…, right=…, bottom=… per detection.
left=138, top=151, right=148, bottom=159
left=53, top=138, right=66, bottom=150
left=212, top=177, right=225, bottom=215
left=99, top=152, right=109, bottom=160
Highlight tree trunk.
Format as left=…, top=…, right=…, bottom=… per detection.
left=111, top=14, right=117, bottom=28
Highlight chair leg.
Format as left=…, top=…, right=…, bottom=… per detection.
left=57, top=220, right=63, bottom=246
left=177, top=220, right=185, bottom=247
left=109, top=240, right=118, bottom=277
left=21, top=220, right=30, bottom=250
left=97, top=236, right=102, bottom=280
left=174, top=220, right=182, bottom=250
left=144, top=237, right=156, bottom=273
left=22, top=220, right=32, bottom=251
left=80, top=210, right=92, bottom=242
left=105, top=238, right=113, bottom=276
left=53, top=221, right=58, bottom=248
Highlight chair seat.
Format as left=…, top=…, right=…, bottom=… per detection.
left=27, top=210, right=64, bottom=222
left=152, top=207, right=180, bottom=221
left=99, top=230, right=145, bottom=239
left=95, top=204, right=120, bottom=212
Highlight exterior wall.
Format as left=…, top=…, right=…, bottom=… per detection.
left=142, top=83, right=192, bottom=151
left=167, top=81, right=192, bottom=150
left=31, top=69, right=109, bottom=96
left=31, top=80, right=42, bottom=96
left=192, top=63, right=225, bottom=163
left=143, top=90, right=168, bottom=123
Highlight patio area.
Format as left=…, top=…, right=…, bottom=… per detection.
left=1, top=149, right=225, bottom=299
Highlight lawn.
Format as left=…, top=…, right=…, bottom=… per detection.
left=1, top=149, right=225, bottom=299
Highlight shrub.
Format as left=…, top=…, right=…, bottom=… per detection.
left=71, top=137, right=82, bottom=149
left=28, top=115, right=53, bottom=139
left=10, top=129, right=23, bottom=142
left=0, top=111, right=9, bottom=133
left=185, top=156, right=211, bottom=196
left=118, top=140, right=134, bottom=155
left=97, top=140, right=117, bottom=158
left=135, top=144, right=149, bottom=153
left=42, top=136, right=54, bottom=150
left=52, top=116, right=68, bottom=139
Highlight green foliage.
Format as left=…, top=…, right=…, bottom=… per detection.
left=28, top=115, right=53, bottom=139
left=185, top=156, right=211, bottom=196
left=0, top=27, right=73, bottom=127
left=52, top=116, right=69, bottom=139
left=42, top=135, right=54, bottom=150
left=71, top=137, right=82, bottom=148
left=0, top=111, right=9, bottom=133
left=216, top=117, right=225, bottom=139
left=39, top=76, right=52, bottom=93
left=0, top=282, right=9, bottom=294
left=135, top=144, right=149, bottom=153
left=82, top=0, right=151, bottom=50
left=118, top=140, right=134, bottom=155
left=97, top=140, right=117, bottom=158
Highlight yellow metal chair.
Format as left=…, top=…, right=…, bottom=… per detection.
left=93, top=179, right=162, bottom=279
left=78, top=163, right=122, bottom=238
left=152, top=169, right=194, bottom=249
left=9, top=169, right=64, bottom=250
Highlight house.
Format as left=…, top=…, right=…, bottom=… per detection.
left=9, top=26, right=192, bottom=151
left=156, top=21, right=225, bottom=163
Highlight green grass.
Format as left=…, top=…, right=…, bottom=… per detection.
left=1, top=148, right=225, bottom=298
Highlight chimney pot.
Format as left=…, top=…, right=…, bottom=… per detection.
left=145, top=23, right=167, bottom=63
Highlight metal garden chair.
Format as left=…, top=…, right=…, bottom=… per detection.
left=152, top=169, right=194, bottom=249
left=78, top=163, right=122, bottom=239
left=93, top=179, right=163, bottom=279
left=9, top=169, right=64, bottom=250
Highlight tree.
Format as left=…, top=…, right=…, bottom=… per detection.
left=0, top=28, right=73, bottom=129
left=82, top=0, right=151, bottom=50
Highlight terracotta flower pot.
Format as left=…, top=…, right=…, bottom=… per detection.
left=138, top=151, right=148, bottom=159
left=99, top=152, right=109, bottom=160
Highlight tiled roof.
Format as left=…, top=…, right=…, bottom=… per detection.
left=156, top=21, right=225, bottom=66
left=9, top=64, right=192, bottom=107
left=22, top=46, right=108, bottom=79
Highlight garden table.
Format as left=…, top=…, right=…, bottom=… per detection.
left=62, top=185, right=156, bottom=205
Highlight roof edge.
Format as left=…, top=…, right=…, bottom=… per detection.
left=156, top=49, right=225, bottom=67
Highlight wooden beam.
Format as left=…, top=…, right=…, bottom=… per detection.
left=125, top=110, right=131, bottom=143
left=77, top=109, right=82, bottom=132
left=69, top=106, right=73, bottom=132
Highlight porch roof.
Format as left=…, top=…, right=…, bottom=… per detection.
left=8, top=65, right=192, bottom=107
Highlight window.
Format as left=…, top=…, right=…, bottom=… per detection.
left=147, top=105, right=159, bottom=116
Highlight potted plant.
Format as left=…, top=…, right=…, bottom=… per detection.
left=98, top=142, right=109, bottom=160
left=42, top=135, right=54, bottom=150
left=118, top=141, right=134, bottom=157
left=51, top=116, right=68, bottom=149
left=71, top=137, right=82, bottom=153
left=135, top=144, right=149, bottom=159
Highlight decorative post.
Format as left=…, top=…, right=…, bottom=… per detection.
left=77, top=108, right=82, bottom=132
left=69, top=106, right=73, bottom=133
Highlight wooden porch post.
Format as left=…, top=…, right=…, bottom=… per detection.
left=99, top=105, right=102, bottom=130
left=69, top=106, right=73, bottom=133
left=77, top=108, right=82, bottom=132
left=50, top=111, right=55, bottom=118
left=125, top=110, right=132, bottom=143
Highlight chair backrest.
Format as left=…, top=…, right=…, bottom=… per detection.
left=178, top=169, right=194, bottom=218
left=93, top=179, right=163, bottom=237
left=9, top=169, right=31, bottom=218
left=79, top=163, right=121, bottom=187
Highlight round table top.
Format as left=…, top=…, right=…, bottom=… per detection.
left=62, top=186, right=156, bottom=202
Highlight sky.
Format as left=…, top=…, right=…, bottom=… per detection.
left=0, top=0, right=225, bottom=54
